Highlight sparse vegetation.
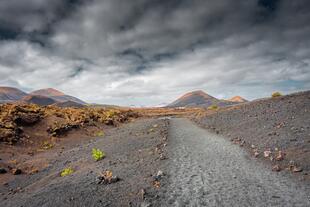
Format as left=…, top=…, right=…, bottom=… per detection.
left=60, top=167, right=74, bottom=177
left=207, top=105, right=219, bottom=110
left=94, top=130, right=105, bottom=137
left=148, top=128, right=155, bottom=133
left=0, top=103, right=139, bottom=144
left=92, top=148, right=105, bottom=161
left=41, top=141, right=54, bottom=150
left=272, top=92, right=282, bottom=98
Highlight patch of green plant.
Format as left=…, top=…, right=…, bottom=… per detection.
left=41, top=141, right=54, bottom=150
left=94, top=130, right=105, bottom=137
left=106, top=110, right=117, bottom=118
left=60, top=167, right=74, bottom=177
left=207, top=105, right=219, bottom=110
left=272, top=92, right=282, bottom=98
left=92, top=148, right=105, bottom=161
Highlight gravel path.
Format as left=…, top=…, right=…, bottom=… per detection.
left=158, top=118, right=310, bottom=206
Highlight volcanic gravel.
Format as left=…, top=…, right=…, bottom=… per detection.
left=194, top=91, right=310, bottom=178
left=0, top=118, right=169, bottom=207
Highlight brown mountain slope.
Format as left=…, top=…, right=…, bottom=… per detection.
left=20, top=95, right=58, bottom=106
left=30, top=88, right=86, bottom=105
left=0, top=87, right=27, bottom=103
left=30, top=88, right=65, bottom=96
left=228, top=96, right=248, bottom=103
left=168, top=90, right=235, bottom=108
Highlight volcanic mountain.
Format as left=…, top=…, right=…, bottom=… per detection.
left=0, top=87, right=27, bottom=103
left=168, top=90, right=235, bottom=108
left=30, top=88, right=86, bottom=105
left=20, top=95, right=57, bottom=106
left=228, top=96, right=248, bottom=103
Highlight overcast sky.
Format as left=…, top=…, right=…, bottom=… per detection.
left=0, top=0, right=309, bottom=106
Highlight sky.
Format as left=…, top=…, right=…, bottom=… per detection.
left=0, top=0, right=309, bottom=106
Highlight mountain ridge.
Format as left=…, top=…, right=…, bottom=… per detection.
left=0, top=87, right=28, bottom=103
left=0, top=86, right=86, bottom=105
left=228, top=96, right=248, bottom=103
left=168, top=90, right=240, bottom=108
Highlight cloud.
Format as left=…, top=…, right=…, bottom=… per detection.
left=0, top=0, right=309, bottom=105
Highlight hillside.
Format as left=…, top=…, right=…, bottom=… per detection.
left=30, top=88, right=65, bottom=96
left=54, top=101, right=85, bottom=108
left=20, top=95, right=58, bottom=106
left=194, top=90, right=310, bottom=176
left=0, top=87, right=27, bottom=103
left=30, top=88, right=86, bottom=105
left=0, top=87, right=86, bottom=106
left=168, top=90, right=235, bottom=108
left=228, top=96, right=248, bottom=103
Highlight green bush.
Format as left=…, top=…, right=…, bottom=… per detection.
left=92, top=148, right=105, bottom=161
left=94, top=130, right=105, bottom=137
left=60, top=167, right=74, bottom=177
left=207, top=105, right=219, bottom=110
left=272, top=92, right=282, bottom=98
left=41, top=141, right=54, bottom=150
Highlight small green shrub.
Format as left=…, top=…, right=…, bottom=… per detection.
left=207, top=105, right=219, bottom=110
left=41, top=141, right=54, bottom=150
left=92, top=148, right=105, bottom=161
left=94, top=130, right=105, bottom=137
left=272, top=92, right=282, bottom=98
left=148, top=128, right=155, bottom=133
left=60, top=167, right=74, bottom=177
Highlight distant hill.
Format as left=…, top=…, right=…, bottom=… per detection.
left=20, top=95, right=57, bottom=106
left=0, top=87, right=27, bottom=103
left=0, top=86, right=87, bottom=106
left=228, top=96, right=248, bottom=103
left=30, top=88, right=86, bottom=105
left=30, top=88, right=65, bottom=96
left=54, top=101, right=85, bottom=108
left=167, top=90, right=236, bottom=108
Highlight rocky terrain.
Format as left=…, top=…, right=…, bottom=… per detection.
left=155, top=118, right=310, bottom=206
left=0, top=118, right=169, bottom=207
left=0, top=90, right=309, bottom=206
left=0, top=103, right=139, bottom=145
left=194, top=91, right=310, bottom=180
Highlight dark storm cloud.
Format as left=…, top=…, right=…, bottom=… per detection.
left=0, top=0, right=309, bottom=105
left=0, top=0, right=85, bottom=41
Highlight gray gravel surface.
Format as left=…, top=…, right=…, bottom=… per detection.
left=194, top=91, right=310, bottom=174
left=2, top=117, right=309, bottom=207
left=0, top=119, right=169, bottom=207
left=155, top=118, right=310, bottom=207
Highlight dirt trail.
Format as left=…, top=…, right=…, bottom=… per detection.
left=156, top=118, right=310, bottom=206
left=1, top=118, right=310, bottom=206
